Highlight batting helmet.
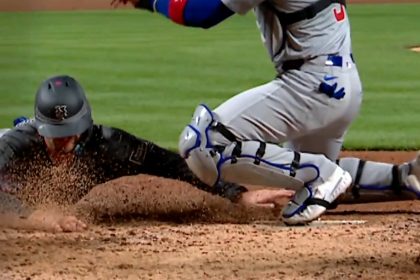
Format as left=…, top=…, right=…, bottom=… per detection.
left=34, top=75, right=93, bottom=138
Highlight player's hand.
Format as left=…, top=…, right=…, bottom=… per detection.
left=28, top=210, right=87, bottom=233
left=237, top=189, right=295, bottom=208
left=111, top=0, right=139, bottom=8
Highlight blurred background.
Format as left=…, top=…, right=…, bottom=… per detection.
left=0, top=0, right=419, bottom=150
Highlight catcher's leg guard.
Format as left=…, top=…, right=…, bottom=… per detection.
left=179, top=104, right=347, bottom=200
left=179, top=104, right=325, bottom=189
left=179, top=104, right=306, bottom=188
left=217, top=141, right=305, bottom=189
left=335, top=156, right=420, bottom=204
left=180, top=104, right=353, bottom=224
left=179, top=104, right=304, bottom=188
left=178, top=104, right=221, bottom=186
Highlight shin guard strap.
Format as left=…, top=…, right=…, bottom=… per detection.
left=290, top=151, right=300, bottom=177
left=213, top=122, right=237, bottom=142
left=352, top=159, right=365, bottom=199
left=231, top=142, right=242, bottom=164
left=254, top=142, right=266, bottom=165
left=391, top=165, right=402, bottom=194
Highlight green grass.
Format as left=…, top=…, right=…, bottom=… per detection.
left=346, top=4, right=420, bottom=149
left=0, top=4, right=419, bottom=150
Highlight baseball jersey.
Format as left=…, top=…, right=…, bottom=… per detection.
left=221, top=0, right=352, bottom=72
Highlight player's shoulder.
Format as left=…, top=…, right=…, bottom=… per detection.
left=94, top=124, right=123, bottom=139
left=89, top=124, right=130, bottom=145
left=101, top=123, right=142, bottom=137
left=93, top=124, right=149, bottom=147
left=2, top=119, right=37, bottom=138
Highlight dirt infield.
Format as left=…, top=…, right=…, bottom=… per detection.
left=1, top=151, right=420, bottom=279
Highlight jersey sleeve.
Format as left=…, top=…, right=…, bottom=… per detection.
left=141, top=143, right=249, bottom=202
left=221, top=0, right=265, bottom=15
left=99, top=126, right=248, bottom=201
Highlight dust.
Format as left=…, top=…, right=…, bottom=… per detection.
left=16, top=162, right=97, bottom=209
left=74, top=174, right=281, bottom=225
left=1, top=150, right=100, bottom=221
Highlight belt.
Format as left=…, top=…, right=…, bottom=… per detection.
left=282, top=54, right=355, bottom=71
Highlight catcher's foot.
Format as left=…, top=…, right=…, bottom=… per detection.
left=282, top=167, right=352, bottom=225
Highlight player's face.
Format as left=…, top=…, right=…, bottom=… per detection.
left=43, top=135, right=80, bottom=154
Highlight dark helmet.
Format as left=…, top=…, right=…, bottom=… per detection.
left=34, top=75, right=93, bottom=138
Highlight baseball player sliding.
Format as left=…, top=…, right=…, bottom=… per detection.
left=114, top=0, right=420, bottom=225
left=0, top=75, right=295, bottom=232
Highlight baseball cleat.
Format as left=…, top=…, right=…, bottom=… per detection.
left=282, top=167, right=352, bottom=225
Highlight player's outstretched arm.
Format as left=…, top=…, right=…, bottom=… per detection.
left=0, top=192, right=87, bottom=233
left=237, top=188, right=295, bottom=208
left=141, top=142, right=295, bottom=205
left=112, top=0, right=234, bottom=28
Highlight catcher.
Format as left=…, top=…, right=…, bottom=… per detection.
left=0, top=75, right=293, bottom=232
left=113, top=0, right=420, bottom=225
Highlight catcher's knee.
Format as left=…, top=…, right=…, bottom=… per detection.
left=179, top=104, right=221, bottom=186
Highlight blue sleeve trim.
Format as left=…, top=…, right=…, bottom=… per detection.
left=150, top=0, right=233, bottom=28
left=155, top=0, right=170, bottom=18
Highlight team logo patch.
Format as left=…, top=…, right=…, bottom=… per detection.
left=54, top=105, right=68, bottom=120
left=333, top=4, right=346, bottom=22
left=129, top=143, right=148, bottom=165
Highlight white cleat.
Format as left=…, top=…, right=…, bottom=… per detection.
left=282, top=167, right=352, bottom=225
left=403, top=151, right=420, bottom=197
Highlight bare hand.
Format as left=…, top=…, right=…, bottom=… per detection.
left=237, top=189, right=295, bottom=208
left=28, top=210, right=87, bottom=233
left=110, top=0, right=139, bottom=8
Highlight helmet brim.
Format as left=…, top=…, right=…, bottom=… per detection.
left=36, top=117, right=92, bottom=138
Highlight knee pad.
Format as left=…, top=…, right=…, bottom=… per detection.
left=179, top=104, right=220, bottom=186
